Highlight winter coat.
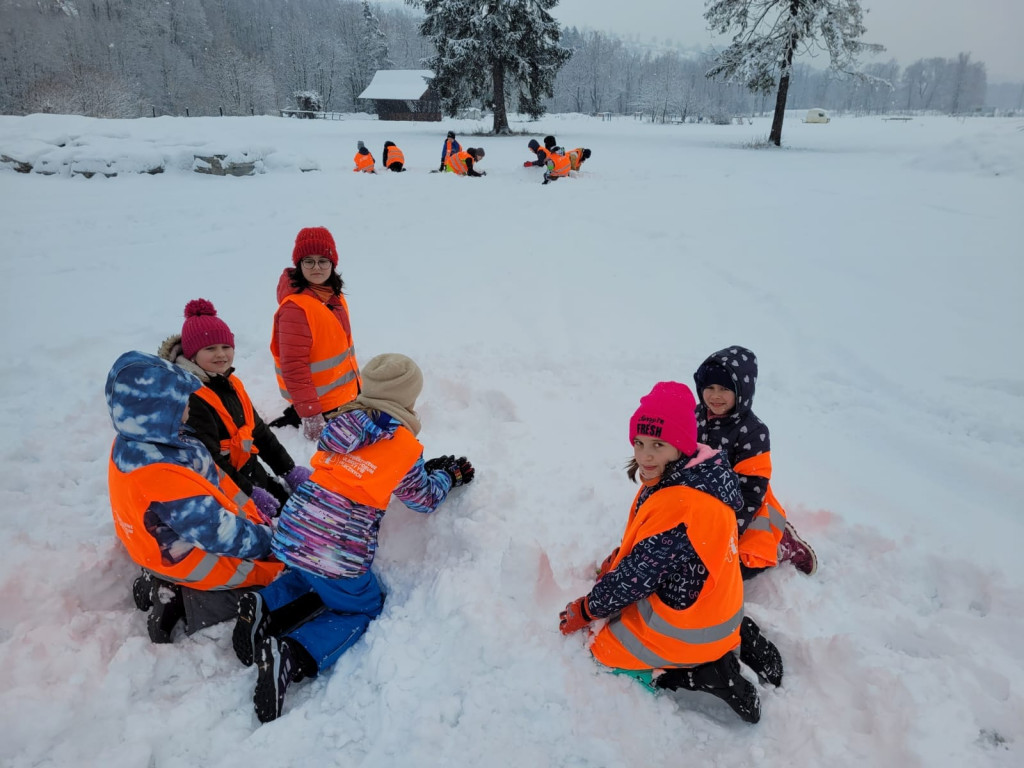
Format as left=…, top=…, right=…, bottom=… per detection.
left=440, top=136, right=461, bottom=167
left=105, top=351, right=280, bottom=588
left=383, top=141, right=405, bottom=169
left=271, top=409, right=453, bottom=579
left=271, top=269, right=361, bottom=418
left=157, top=335, right=296, bottom=502
left=587, top=445, right=745, bottom=670
left=694, top=345, right=787, bottom=567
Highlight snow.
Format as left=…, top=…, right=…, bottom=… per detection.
left=1, top=110, right=1022, bottom=768
left=357, top=69, right=435, bottom=100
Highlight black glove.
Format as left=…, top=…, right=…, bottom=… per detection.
left=438, top=162, right=446, bottom=172
left=424, top=455, right=453, bottom=473
left=268, top=405, right=301, bottom=429
left=443, top=456, right=475, bottom=487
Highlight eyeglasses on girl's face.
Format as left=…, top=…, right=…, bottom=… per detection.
left=300, top=258, right=332, bottom=270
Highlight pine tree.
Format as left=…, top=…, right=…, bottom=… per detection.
left=407, top=0, right=571, bottom=134
left=704, top=0, right=883, bottom=145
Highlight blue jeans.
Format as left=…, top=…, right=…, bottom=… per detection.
left=258, top=568, right=385, bottom=674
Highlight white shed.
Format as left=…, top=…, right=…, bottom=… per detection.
left=805, top=108, right=830, bottom=124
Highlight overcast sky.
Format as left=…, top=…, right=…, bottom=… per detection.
left=551, top=0, right=1024, bottom=82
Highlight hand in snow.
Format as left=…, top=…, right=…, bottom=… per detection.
left=301, top=414, right=326, bottom=441
left=559, top=596, right=592, bottom=636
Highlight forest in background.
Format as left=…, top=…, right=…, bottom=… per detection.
left=1, top=0, right=1020, bottom=120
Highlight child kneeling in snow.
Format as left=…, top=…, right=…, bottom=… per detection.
left=231, top=353, right=475, bottom=723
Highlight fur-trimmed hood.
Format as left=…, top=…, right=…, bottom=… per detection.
left=157, top=333, right=213, bottom=384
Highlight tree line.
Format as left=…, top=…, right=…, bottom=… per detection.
left=0, top=0, right=1009, bottom=120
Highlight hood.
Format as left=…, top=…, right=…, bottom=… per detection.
left=105, top=350, right=200, bottom=447
left=277, top=268, right=299, bottom=303
left=694, top=345, right=758, bottom=416
left=157, top=333, right=212, bottom=384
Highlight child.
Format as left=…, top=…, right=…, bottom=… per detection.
left=105, top=351, right=284, bottom=643
left=231, top=353, right=475, bottom=723
left=353, top=140, right=375, bottom=173
left=438, top=130, right=461, bottom=172
left=567, top=147, right=592, bottom=171
left=382, top=140, right=406, bottom=172
left=693, top=345, right=817, bottom=577
left=159, top=299, right=313, bottom=522
left=445, top=147, right=486, bottom=176
left=524, top=139, right=547, bottom=167
left=541, top=146, right=571, bottom=185
left=559, top=382, right=780, bottom=724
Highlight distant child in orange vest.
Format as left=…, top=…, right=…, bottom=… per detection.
left=541, top=145, right=571, bottom=185
left=353, top=140, right=375, bottom=173
left=694, top=346, right=817, bottom=577
left=231, top=354, right=476, bottom=723
left=382, top=141, right=406, bottom=172
left=567, top=147, right=591, bottom=171
left=438, top=130, right=461, bottom=171
left=158, top=299, right=313, bottom=524
left=445, top=147, right=486, bottom=176
left=559, top=381, right=782, bottom=724
left=105, top=351, right=283, bottom=645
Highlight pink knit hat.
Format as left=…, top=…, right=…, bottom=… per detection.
left=629, top=382, right=698, bottom=455
left=292, top=226, right=338, bottom=267
left=181, top=298, right=235, bottom=359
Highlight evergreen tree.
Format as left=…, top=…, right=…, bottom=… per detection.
left=704, top=0, right=883, bottom=145
left=407, top=0, right=571, bottom=134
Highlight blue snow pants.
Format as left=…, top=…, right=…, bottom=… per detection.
left=257, top=567, right=385, bottom=674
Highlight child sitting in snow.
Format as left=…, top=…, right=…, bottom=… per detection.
left=105, top=351, right=284, bottom=644
left=559, top=381, right=781, bottom=724
left=693, top=345, right=817, bottom=577
left=353, top=141, right=375, bottom=173
left=158, top=298, right=313, bottom=524
left=230, top=353, right=475, bottom=723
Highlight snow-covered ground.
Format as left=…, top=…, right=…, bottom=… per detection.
left=1, top=110, right=1022, bottom=768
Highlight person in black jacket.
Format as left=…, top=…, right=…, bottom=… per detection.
left=158, top=299, right=313, bottom=523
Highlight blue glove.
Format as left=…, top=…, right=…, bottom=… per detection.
left=284, top=465, right=312, bottom=492
left=250, top=486, right=280, bottom=524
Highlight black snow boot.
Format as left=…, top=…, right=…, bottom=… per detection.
left=656, top=653, right=761, bottom=724
left=233, top=591, right=270, bottom=667
left=132, top=571, right=154, bottom=611
left=739, top=616, right=784, bottom=687
left=254, top=636, right=303, bottom=723
left=147, top=578, right=185, bottom=644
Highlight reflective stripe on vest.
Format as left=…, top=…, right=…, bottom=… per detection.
left=547, top=152, right=571, bottom=177
left=309, top=424, right=422, bottom=509
left=192, top=375, right=258, bottom=471
left=446, top=150, right=471, bottom=175
left=733, top=452, right=787, bottom=568
left=354, top=152, right=375, bottom=172
left=271, top=292, right=361, bottom=414
left=107, top=450, right=282, bottom=590
left=605, top=603, right=744, bottom=668
left=386, top=146, right=405, bottom=166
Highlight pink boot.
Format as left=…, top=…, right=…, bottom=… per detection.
left=778, top=521, right=817, bottom=575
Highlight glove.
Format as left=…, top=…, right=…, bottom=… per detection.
left=523, top=161, right=534, bottom=167
left=424, top=455, right=453, bottom=473
left=250, top=486, right=280, bottom=524
left=284, top=465, right=312, bottom=492
left=301, top=414, right=326, bottom=441
left=438, top=162, right=446, bottom=172
left=596, top=547, right=619, bottom=579
left=268, top=405, right=301, bottom=429
left=443, top=456, right=475, bottom=487
left=479, top=171, right=487, bottom=176
left=559, top=596, right=592, bottom=636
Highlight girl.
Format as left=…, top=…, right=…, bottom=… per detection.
left=231, top=354, right=475, bottom=723
left=271, top=226, right=362, bottom=441
left=559, top=382, right=780, bottom=724
left=159, top=299, right=312, bottom=522
left=693, top=345, right=817, bottom=577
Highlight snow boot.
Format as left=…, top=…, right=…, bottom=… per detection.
left=132, top=571, right=153, bottom=611
left=739, top=616, right=783, bottom=687
left=254, top=636, right=305, bottom=723
left=656, top=653, right=761, bottom=724
left=778, top=521, right=818, bottom=575
left=147, top=578, right=185, bottom=644
left=233, top=591, right=270, bottom=667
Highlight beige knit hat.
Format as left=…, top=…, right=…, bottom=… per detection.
left=337, top=353, right=424, bottom=435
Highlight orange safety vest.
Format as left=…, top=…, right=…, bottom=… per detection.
left=386, top=146, right=405, bottom=166
left=353, top=152, right=375, bottom=173
left=309, top=424, right=422, bottom=509
left=733, top=453, right=787, bottom=569
left=271, top=293, right=361, bottom=414
left=192, top=375, right=258, bottom=471
left=567, top=148, right=586, bottom=171
left=446, top=150, right=472, bottom=175
left=589, top=484, right=743, bottom=670
left=108, top=453, right=283, bottom=590
left=547, top=151, right=571, bottom=177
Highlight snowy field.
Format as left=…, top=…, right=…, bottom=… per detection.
left=1, top=110, right=1022, bottom=768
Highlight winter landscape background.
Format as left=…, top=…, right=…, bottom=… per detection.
left=0, top=111, right=1022, bottom=767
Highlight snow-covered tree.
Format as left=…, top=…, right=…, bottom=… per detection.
left=407, top=0, right=571, bottom=134
left=704, top=0, right=884, bottom=145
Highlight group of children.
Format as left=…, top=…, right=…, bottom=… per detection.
left=350, top=130, right=591, bottom=183
left=105, top=222, right=813, bottom=725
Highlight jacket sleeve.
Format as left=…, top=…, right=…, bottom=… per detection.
left=185, top=395, right=253, bottom=496
left=273, top=300, right=322, bottom=418
left=466, top=159, right=483, bottom=177
left=252, top=410, right=295, bottom=477
left=149, top=496, right=273, bottom=560
left=585, top=523, right=705, bottom=619
left=394, top=456, right=453, bottom=514
left=731, top=421, right=771, bottom=531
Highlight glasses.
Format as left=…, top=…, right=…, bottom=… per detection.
left=300, top=258, right=332, bottom=270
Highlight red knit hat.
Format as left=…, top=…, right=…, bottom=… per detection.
left=292, top=226, right=338, bottom=267
left=181, top=298, right=235, bottom=359
left=629, top=382, right=698, bottom=456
